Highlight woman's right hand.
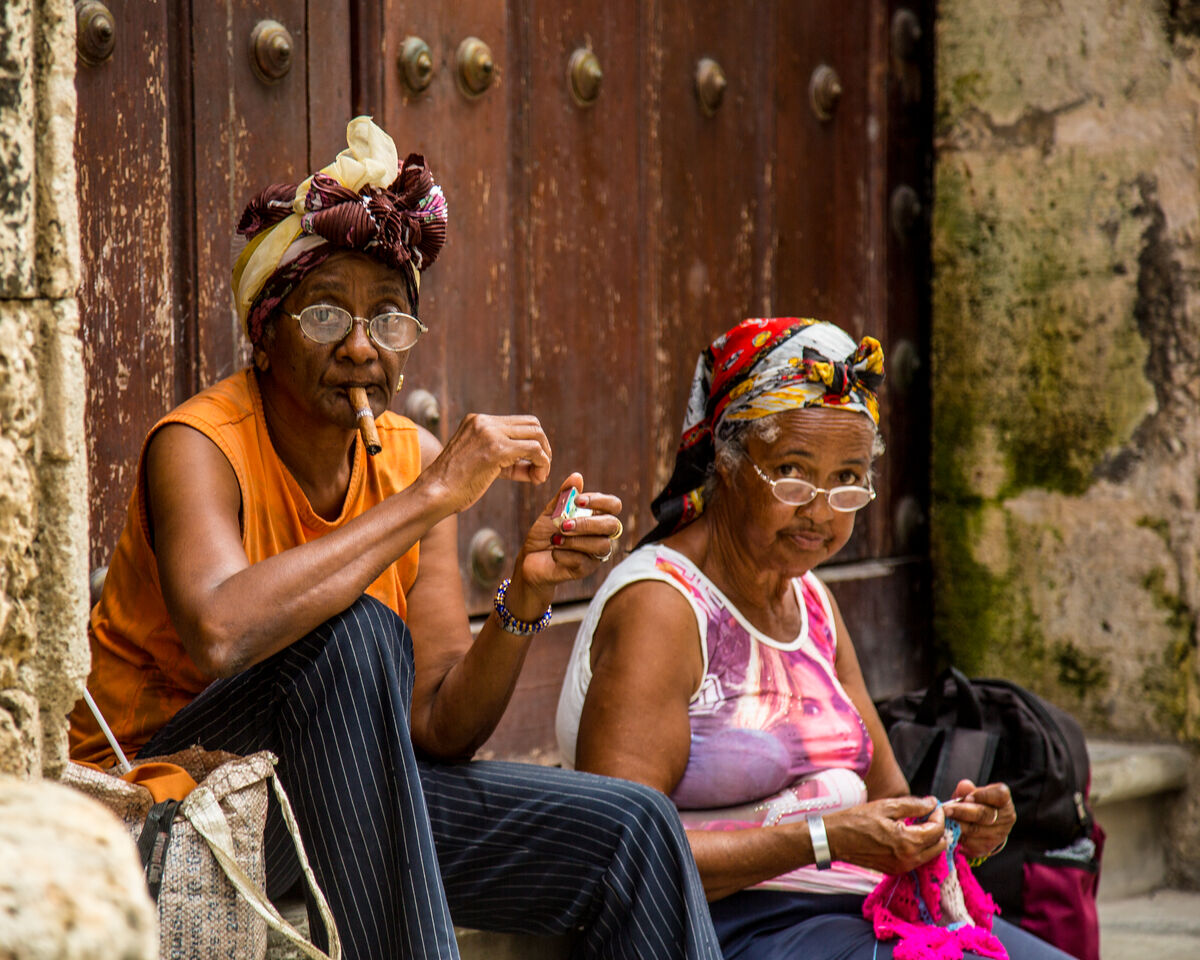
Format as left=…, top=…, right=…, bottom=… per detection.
left=419, top=413, right=553, bottom=515
left=823, top=796, right=949, bottom=875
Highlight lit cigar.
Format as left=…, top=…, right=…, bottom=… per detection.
left=348, top=387, right=382, bottom=456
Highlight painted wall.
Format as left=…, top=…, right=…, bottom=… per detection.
left=932, top=0, right=1200, bottom=882
left=0, top=0, right=88, bottom=779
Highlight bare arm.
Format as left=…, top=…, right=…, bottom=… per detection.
left=147, top=411, right=556, bottom=678
left=405, top=432, right=623, bottom=760
left=576, top=578, right=947, bottom=900
left=148, top=423, right=448, bottom=677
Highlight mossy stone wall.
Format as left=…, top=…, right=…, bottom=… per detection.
left=932, top=0, right=1200, bottom=882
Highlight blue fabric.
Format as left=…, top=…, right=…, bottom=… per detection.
left=143, top=594, right=720, bottom=960
left=708, top=890, right=1075, bottom=960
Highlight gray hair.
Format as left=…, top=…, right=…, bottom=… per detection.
left=703, top=412, right=884, bottom=504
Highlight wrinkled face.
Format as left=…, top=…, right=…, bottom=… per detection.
left=257, top=251, right=413, bottom=431
left=723, top=406, right=878, bottom=575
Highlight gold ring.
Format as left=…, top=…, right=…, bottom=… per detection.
left=610, top=519, right=624, bottom=541
left=989, top=807, right=998, bottom=825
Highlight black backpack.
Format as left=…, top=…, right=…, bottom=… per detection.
left=875, top=668, right=1103, bottom=960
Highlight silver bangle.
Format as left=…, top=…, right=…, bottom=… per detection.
left=807, top=814, right=832, bottom=870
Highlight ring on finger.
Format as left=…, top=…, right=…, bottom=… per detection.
left=610, top=519, right=624, bottom=542
left=592, top=543, right=615, bottom=562
left=989, top=807, right=999, bottom=825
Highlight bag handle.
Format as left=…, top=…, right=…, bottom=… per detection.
left=184, top=773, right=342, bottom=960
left=915, top=667, right=985, bottom=729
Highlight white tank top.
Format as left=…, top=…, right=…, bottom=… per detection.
left=556, top=543, right=882, bottom=895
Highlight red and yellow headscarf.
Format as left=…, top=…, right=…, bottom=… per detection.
left=231, top=116, right=448, bottom=345
left=644, top=317, right=885, bottom=542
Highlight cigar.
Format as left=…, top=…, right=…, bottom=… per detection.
left=348, top=387, right=382, bottom=456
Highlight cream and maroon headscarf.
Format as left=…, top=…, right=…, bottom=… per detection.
left=643, top=317, right=885, bottom=543
left=231, top=116, right=448, bottom=345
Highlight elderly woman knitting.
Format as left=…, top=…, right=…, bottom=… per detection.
left=69, top=118, right=722, bottom=960
left=557, top=318, right=1072, bottom=959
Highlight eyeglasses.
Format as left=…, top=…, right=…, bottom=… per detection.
left=289, top=304, right=427, bottom=352
left=748, top=459, right=876, bottom=512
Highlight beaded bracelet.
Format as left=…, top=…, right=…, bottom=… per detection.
left=493, top=578, right=553, bottom=636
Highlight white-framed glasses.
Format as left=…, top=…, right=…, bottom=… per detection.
left=289, top=304, right=427, bottom=352
left=748, top=459, right=876, bottom=512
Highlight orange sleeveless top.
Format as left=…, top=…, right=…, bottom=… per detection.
left=69, top=369, right=421, bottom=767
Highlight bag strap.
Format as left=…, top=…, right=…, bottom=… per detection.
left=929, top=727, right=999, bottom=799
left=184, top=773, right=342, bottom=960
left=915, top=666, right=985, bottom=729
left=136, top=798, right=181, bottom=901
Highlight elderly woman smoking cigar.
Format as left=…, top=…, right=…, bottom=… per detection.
left=69, top=117, right=721, bottom=960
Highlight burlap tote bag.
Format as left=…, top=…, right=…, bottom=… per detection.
left=63, top=747, right=340, bottom=960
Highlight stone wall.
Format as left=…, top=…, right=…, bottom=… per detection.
left=932, top=0, right=1200, bottom=882
left=0, top=0, right=88, bottom=779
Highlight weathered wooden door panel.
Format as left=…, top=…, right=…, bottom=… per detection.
left=76, top=0, right=181, bottom=569
left=519, top=0, right=646, bottom=603
left=379, top=0, right=520, bottom=614
left=650, top=0, right=776, bottom=498
left=190, top=0, right=323, bottom=388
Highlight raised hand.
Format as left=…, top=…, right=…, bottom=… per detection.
left=421, top=413, right=553, bottom=515
left=945, top=779, right=1016, bottom=859
left=513, top=474, right=624, bottom=599
left=824, top=795, right=949, bottom=875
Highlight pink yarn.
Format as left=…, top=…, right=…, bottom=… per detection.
left=862, top=820, right=1007, bottom=960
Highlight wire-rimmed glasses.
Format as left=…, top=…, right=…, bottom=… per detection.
left=747, top=459, right=875, bottom=512
left=289, top=304, right=427, bottom=352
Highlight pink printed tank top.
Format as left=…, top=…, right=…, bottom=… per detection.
left=557, top=543, right=881, bottom=895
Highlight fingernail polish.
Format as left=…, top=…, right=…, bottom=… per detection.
left=551, top=533, right=564, bottom=546
left=562, top=518, right=576, bottom=531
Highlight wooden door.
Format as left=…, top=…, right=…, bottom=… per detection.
left=77, top=0, right=933, bottom=760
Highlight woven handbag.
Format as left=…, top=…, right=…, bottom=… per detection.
left=63, top=747, right=340, bottom=960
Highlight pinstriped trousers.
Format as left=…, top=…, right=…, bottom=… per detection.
left=142, top=595, right=721, bottom=960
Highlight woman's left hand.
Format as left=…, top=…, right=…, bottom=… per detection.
left=505, top=474, right=623, bottom=617
left=945, top=779, right=1017, bottom=859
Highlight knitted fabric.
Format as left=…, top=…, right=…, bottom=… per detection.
left=862, top=817, right=1007, bottom=960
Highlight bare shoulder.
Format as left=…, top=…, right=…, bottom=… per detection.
left=590, top=575, right=703, bottom=699
left=145, top=423, right=241, bottom=533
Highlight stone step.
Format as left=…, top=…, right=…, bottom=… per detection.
left=1098, top=888, right=1200, bottom=960
left=1087, top=740, right=1189, bottom=902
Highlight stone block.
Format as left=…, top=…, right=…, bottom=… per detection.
left=0, top=775, right=158, bottom=959
left=0, top=300, right=41, bottom=443
left=0, top=0, right=36, bottom=298
left=32, top=299, right=89, bottom=775
left=34, top=0, right=78, bottom=298
left=0, top=688, right=38, bottom=778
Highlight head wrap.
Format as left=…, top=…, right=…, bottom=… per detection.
left=231, top=116, right=449, bottom=345
left=643, top=317, right=885, bottom=543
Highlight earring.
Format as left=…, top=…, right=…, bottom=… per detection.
left=394, top=374, right=405, bottom=394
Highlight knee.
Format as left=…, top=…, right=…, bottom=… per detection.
left=316, top=595, right=412, bottom=665
left=281, top=595, right=414, bottom=701
left=605, top=778, right=687, bottom=843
